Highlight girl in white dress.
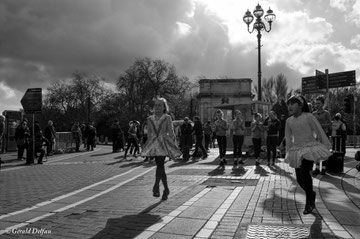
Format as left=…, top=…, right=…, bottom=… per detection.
left=285, top=95, right=331, bottom=214
left=141, top=98, right=182, bottom=200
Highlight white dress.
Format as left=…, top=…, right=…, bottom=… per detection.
left=141, top=114, right=182, bottom=158
left=285, top=112, right=332, bottom=168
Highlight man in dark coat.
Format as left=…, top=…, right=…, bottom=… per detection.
left=192, top=116, right=208, bottom=159
left=111, top=120, right=123, bottom=153
left=44, top=120, right=56, bottom=156
left=27, top=121, right=49, bottom=165
left=86, top=124, right=97, bottom=151
left=180, top=117, right=193, bottom=161
left=15, top=119, right=30, bottom=161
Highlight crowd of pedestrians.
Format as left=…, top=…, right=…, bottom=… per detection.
left=13, top=119, right=50, bottom=165
left=0, top=92, right=352, bottom=206
left=70, top=121, right=97, bottom=152
left=1, top=118, right=101, bottom=165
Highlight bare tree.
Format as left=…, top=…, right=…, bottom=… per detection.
left=274, top=73, right=288, bottom=101
left=262, top=76, right=276, bottom=106
left=43, top=72, right=113, bottom=127
left=117, top=57, right=192, bottom=121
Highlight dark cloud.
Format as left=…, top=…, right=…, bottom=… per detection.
left=0, top=0, right=195, bottom=89
left=0, top=0, right=358, bottom=113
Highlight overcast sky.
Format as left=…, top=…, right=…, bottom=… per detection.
left=1, top=0, right=360, bottom=113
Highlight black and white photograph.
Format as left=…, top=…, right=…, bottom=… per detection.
left=0, top=0, right=360, bottom=238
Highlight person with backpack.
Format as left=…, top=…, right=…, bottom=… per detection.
left=27, top=121, right=49, bottom=165
left=331, top=113, right=347, bottom=160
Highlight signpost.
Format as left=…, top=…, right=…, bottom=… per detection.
left=20, top=88, right=42, bottom=164
left=302, top=70, right=356, bottom=94
left=301, top=76, right=326, bottom=94
left=20, top=88, right=42, bottom=114
left=327, top=70, right=356, bottom=88
left=302, top=70, right=357, bottom=148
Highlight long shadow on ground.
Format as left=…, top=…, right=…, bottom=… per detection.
left=91, top=202, right=163, bottom=239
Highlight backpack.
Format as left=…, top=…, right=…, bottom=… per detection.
left=336, top=123, right=347, bottom=140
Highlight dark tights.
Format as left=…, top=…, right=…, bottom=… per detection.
left=154, top=156, right=168, bottom=191
left=295, top=159, right=314, bottom=206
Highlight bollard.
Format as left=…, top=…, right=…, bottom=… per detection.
left=105, top=137, right=108, bottom=145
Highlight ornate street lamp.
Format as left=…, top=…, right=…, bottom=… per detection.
left=243, top=4, right=276, bottom=101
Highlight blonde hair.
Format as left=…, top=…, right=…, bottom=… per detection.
left=215, top=109, right=224, bottom=116
left=155, top=97, right=169, bottom=113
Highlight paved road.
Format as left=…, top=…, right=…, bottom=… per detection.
left=0, top=146, right=359, bottom=238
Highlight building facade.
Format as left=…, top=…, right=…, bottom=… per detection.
left=197, top=78, right=253, bottom=123
left=197, top=78, right=271, bottom=151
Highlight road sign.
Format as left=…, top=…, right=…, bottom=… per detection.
left=301, top=76, right=326, bottom=94
left=302, top=70, right=356, bottom=94
left=328, top=70, right=356, bottom=88
left=20, top=88, right=42, bottom=114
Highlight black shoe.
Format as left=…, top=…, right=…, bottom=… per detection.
left=162, top=188, right=170, bottom=200
left=201, top=155, right=208, bottom=159
left=303, top=204, right=315, bottom=215
left=312, top=168, right=320, bottom=176
left=153, top=186, right=160, bottom=197
left=320, top=169, right=326, bottom=175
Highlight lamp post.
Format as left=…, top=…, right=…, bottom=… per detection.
left=243, top=4, right=276, bottom=101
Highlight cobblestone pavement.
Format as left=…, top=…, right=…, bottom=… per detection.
left=0, top=146, right=359, bottom=238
